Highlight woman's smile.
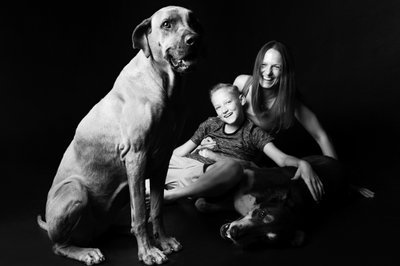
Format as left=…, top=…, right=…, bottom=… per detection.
left=259, top=48, right=282, bottom=89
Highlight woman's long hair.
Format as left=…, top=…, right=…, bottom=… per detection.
left=246, top=40, right=296, bottom=132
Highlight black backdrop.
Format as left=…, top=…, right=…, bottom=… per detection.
left=1, top=1, right=400, bottom=266
left=2, top=0, right=400, bottom=193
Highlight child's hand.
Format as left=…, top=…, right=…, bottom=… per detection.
left=292, top=160, right=324, bottom=202
left=198, top=137, right=217, bottom=151
left=199, top=148, right=224, bottom=161
left=199, top=148, right=214, bottom=159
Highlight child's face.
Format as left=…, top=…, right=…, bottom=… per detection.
left=211, top=88, right=245, bottom=126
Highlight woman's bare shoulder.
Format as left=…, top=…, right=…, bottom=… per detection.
left=233, top=74, right=252, bottom=91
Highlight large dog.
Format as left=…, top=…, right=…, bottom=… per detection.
left=37, top=6, right=202, bottom=265
left=219, top=156, right=346, bottom=247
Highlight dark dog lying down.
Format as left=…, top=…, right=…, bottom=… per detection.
left=219, top=155, right=346, bottom=247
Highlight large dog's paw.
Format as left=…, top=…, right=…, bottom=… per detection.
left=53, top=244, right=105, bottom=265
left=78, top=248, right=105, bottom=265
left=138, top=246, right=168, bottom=265
left=156, top=236, right=182, bottom=254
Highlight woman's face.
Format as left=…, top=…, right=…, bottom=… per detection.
left=259, top=48, right=282, bottom=89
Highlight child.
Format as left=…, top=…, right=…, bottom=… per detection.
left=164, top=83, right=324, bottom=203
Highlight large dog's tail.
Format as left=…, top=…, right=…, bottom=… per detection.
left=37, top=215, right=48, bottom=231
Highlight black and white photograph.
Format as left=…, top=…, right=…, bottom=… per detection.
left=1, top=0, right=399, bottom=265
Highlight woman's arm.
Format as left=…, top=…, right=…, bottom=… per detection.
left=233, top=74, right=251, bottom=93
left=295, top=103, right=338, bottom=159
left=173, top=140, right=198, bottom=157
left=296, top=104, right=375, bottom=198
left=263, top=142, right=324, bottom=202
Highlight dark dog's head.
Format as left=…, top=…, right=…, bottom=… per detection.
left=220, top=201, right=305, bottom=248
left=132, top=6, right=203, bottom=73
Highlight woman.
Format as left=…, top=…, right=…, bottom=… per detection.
left=233, top=41, right=336, bottom=158
left=230, top=40, right=373, bottom=197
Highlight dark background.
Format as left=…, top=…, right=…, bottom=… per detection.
left=1, top=0, right=399, bottom=265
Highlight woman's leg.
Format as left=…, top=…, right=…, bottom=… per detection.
left=164, top=159, right=243, bottom=203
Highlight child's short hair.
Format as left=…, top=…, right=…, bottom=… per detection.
left=209, top=83, right=240, bottom=100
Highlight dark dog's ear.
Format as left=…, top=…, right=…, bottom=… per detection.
left=132, top=17, right=151, bottom=57
left=263, top=214, right=274, bottom=224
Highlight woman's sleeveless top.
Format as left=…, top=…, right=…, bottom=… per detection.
left=241, top=78, right=277, bottom=134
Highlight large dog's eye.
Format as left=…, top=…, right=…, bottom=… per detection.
left=161, top=20, right=171, bottom=29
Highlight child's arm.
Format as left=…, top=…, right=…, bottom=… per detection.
left=263, top=142, right=324, bottom=202
left=198, top=149, right=257, bottom=168
left=173, top=140, right=198, bottom=157
left=192, top=137, right=225, bottom=161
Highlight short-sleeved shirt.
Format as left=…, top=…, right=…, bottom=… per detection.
left=186, top=117, right=274, bottom=164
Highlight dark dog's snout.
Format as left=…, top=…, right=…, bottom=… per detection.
left=229, top=225, right=239, bottom=239
left=220, top=223, right=230, bottom=239
left=220, top=223, right=241, bottom=240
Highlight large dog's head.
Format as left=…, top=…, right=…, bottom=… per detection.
left=132, top=6, right=203, bottom=73
left=220, top=195, right=305, bottom=248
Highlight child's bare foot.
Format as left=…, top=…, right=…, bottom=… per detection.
left=163, top=189, right=179, bottom=204
left=194, top=198, right=226, bottom=213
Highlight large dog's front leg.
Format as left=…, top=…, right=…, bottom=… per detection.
left=126, top=152, right=167, bottom=265
left=149, top=163, right=182, bottom=254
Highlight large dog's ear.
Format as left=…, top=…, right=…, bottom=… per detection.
left=132, top=17, right=151, bottom=57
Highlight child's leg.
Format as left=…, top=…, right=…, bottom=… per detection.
left=194, top=197, right=235, bottom=213
left=145, top=154, right=205, bottom=204
left=165, top=154, right=206, bottom=190
left=164, top=159, right=243, bottom=203
left=194, top=166, right=273, bottom=213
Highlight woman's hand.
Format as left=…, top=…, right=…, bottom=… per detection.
left=292, top=160, right=325, bottom=202
left=350, top=185, right=375, bottom=198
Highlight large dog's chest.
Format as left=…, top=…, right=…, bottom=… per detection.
left=150, top=119, right=175, bottom=154
left=147, top=103, right=183, bottom=165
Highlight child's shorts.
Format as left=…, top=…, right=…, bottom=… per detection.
left=165, top=154, right=206, bottom=189
left=145, top=154, right=206, bottom=193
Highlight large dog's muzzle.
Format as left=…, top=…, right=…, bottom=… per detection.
left=165, top=31, right=201, bottom=73
left=132, top=6, right=204, bottom=74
